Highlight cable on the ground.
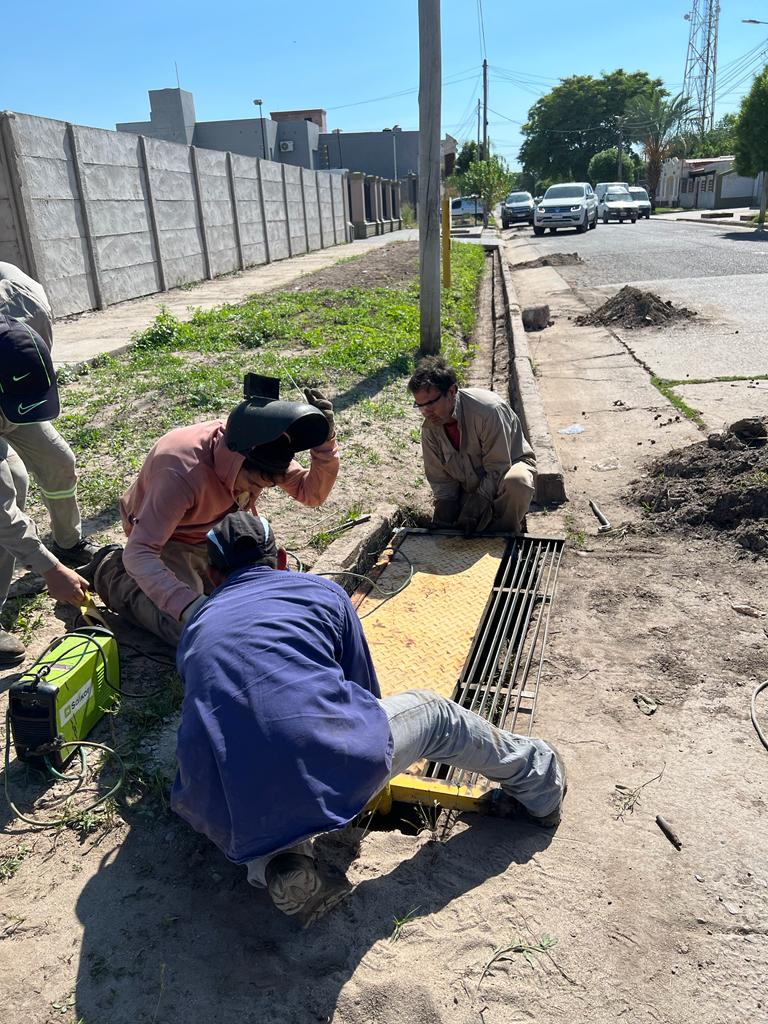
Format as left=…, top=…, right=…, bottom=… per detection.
left=751, top=679, right=768, bottom=752
left=4, top=709, right=125, bottom=828
left=314, top=547, right=415, bottom=598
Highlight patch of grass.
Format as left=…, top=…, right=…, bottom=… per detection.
left=48, top=241, right=485, bottom=523
left=400, top=202, right=416, bottom=228
left=390, top=906, right=420, bottom=942
left=653, top=207, right=683, bottom=214
left=0, top=593, right=47, bottom=644
left=479, top=935, right=558, bottom=986
left=564, top=516, right=586, bottom=549
left=746, top=470, right=768, bottom=486
left=0, top=844, right=29, bottom=882
left=650, top=377, right=705, bottom=428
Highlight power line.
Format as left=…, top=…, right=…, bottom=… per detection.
left=326, top=67, right=478, bottom=111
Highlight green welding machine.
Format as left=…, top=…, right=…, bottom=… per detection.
left=8, top=627, right=120, bottom=771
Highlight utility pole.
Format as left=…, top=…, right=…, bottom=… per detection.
left=418, top=0, right=441, bottom=356
left=482, top=58, right=489, bottom=159
left=615, top=116, right=625, bottom=180
left=476, top=98, right=481, bottom=155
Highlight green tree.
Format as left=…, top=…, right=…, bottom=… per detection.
left=454, top=140, right=479, bottom=176
left=733, top=66, right=768, bottom=225
left=688, top=113, right=739, bottom=158
left=625, top=91, right=692, bottom=204
left=460, top=156, right=512, bottom=226
left=587, top=148, right=637, bottom=185
left=519, top=70, right=663, bottom=183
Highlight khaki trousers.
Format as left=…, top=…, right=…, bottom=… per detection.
left=0, top=421, right=82, bottom=610
left=450, top=461, right=536, bottom=535
left=94, top=540, right=213, bottom=648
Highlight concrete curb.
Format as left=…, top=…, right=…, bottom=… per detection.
left=310, top=503, right=402, bottom=592
left=669, top=216, right=759, bottom=230
left=486, top=242, right=567, bottom=505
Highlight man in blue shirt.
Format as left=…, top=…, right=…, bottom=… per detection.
left=173, top=512, right=566, bottom=927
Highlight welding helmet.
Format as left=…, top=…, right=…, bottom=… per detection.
left=225, top=373, right=329, bottom=455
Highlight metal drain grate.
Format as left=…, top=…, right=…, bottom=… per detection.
left=428, top=535, right=564, bottom=784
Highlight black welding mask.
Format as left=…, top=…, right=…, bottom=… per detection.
left=224, top=373, right=329, bottom=458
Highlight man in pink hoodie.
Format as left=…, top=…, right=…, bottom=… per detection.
left=85, top=383, right=338, bottom=646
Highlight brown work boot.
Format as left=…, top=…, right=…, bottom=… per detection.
left=0, top=628, right=26, bottom=667
left=265, top=853, right=352, bottom=928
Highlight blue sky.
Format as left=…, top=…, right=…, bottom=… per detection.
left=3, top=1, right=767, bottom=167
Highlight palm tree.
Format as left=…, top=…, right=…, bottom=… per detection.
left=625, top=92, right=693, bottom=206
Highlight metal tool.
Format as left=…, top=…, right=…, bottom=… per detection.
left=589, top=498, right=612, bottom=533
left=656, top=815, right=683, bottom=850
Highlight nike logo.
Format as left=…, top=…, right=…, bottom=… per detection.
left=13, top=373, right=31, bottom=382
left=17, top=400, right=46, bottom=415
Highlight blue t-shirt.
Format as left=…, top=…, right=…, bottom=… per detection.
left=171, top=567, right=393, bottom=863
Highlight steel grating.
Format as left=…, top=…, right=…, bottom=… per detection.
left=357, top=535, right=507, bottom=699
left=356, top=531, right=564, bottom=803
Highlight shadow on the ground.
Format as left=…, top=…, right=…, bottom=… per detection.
left=717, top=229, right=768, bottom=243
left=71, top=802, right=553, bottom=1024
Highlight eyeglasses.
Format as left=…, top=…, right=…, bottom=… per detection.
left=412, top=392, right=447, bottom=410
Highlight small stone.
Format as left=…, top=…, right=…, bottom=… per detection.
left=522, top=304, right=551, bottom=332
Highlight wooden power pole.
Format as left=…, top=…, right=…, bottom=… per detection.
left=418, top=0, right=441, bottom=355
left=482, top=58, right=488, bottom=159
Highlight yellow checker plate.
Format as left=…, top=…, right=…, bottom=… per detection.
left=357, top=535, right=506, bottom=699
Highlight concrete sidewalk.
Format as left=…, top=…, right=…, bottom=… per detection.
left=656, top=207, right=760, bottom=229
left=51, top=230, right=418, bottom=368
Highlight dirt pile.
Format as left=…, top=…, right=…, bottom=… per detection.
left=512, top=252, right=583, bottom=270
left=576, top=285, right=697, bottom=329
left=634, top=417, right=768, bottom=553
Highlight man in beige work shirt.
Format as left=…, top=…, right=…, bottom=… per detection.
left=408, top=356, right=536, bottom=535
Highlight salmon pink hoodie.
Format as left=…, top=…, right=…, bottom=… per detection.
left=120, top=419, right=339, bottom=621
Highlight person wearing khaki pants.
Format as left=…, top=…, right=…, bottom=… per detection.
left=0, top=317, right=95, bottom=666
left=408, top=356, right=537, bottom=535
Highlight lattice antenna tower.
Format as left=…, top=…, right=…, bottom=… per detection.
left=682, top=0, right=721, bottom=135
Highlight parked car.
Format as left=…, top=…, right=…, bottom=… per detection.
left=451, top=196, right=485, bottom=221
left=628, top=186, right=651, bottom=219
left=533, top=182, right=598, bottom=235
left=595, top=181, right=629, bottom=202
left=598, top=188, right=638, bottom=224
left=501, top=191, right=535, bottom=228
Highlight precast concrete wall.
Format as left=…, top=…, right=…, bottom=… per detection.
left=0, top=110, right=401, bottom=318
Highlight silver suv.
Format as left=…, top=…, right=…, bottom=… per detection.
left=533, top=182, right=598, bottom=235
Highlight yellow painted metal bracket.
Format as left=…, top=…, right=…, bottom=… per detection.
left=365, top=773, right=520, bottom=818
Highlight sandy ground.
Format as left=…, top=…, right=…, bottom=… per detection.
left=2, top=237, right=767, bottom=1024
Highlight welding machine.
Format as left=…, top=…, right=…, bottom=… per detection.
left=8, top=626, right=120, bottom=772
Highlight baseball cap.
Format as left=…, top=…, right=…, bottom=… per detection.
left=0, top=315, right=59, bottom=424
left=207, top=511, right=277, bottom=573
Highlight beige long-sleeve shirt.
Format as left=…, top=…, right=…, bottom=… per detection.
left=420, top=387, right=536, bottom=505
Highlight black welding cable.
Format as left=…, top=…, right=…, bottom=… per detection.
left=751, top=679, right=768, bottom=752
left=285, top=548, right=415, bottom=598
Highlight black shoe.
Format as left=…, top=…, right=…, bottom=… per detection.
left=528, top=743, right=567, bottom=828
left=265, top=853, right=352, bottom=928
left=51, top=537, right=101, bottom=569
left=0, top=628, right=26, bottom=667
left=79, top=544, right=123, bottom=588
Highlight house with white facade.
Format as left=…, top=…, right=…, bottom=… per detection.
left=658, top=155, right=762, bottom=210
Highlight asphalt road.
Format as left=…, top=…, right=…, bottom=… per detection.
left=505, top=216, right=768, bottom=285
left=506, top=217, right=768, bottom=381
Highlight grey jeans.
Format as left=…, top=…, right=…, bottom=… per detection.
left=246, top=689, right=563, bottom=886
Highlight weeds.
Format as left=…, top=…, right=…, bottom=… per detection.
left=564, top=516, right=586, bottom=549
left=0, top=844, right=29, bottom=882
left=0, top=592, right=47, bottom=644
left=479, top=935, right=558, bottom=986
left=390, top=906, right=421, bottom=942
left=650, top=378, right=705, bottom=428
left=613, top=764, right=666, bottom=820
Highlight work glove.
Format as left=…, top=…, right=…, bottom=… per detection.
left=432, top=498, right=460, bottom=529
left=180, top=594, right=207, bottom=624
left=456, top=492, right=494, bottom=537
left=303, top=387, right=336, bottom=441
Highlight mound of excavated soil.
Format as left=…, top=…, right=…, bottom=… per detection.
left=576, top=285, right=697, bottom=329
left=634, top=417, right=768, bottom=553
left=512, top=252, right=583, bottom=270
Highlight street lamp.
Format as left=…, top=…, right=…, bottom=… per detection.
left=383, top=125, right=400, bottom=179
left=253, top=99, right=268, bottom=159
left=742, top=18, right=768, bottom=24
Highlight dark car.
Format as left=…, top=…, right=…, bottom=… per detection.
left=501, top=191, right=535, bottom=228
